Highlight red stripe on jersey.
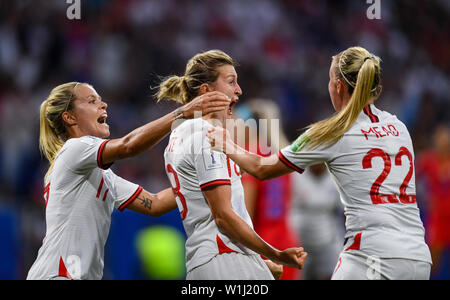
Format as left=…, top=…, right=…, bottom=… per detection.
left=333, top=257, right=343, bottom=276
left=97, top=140, right=113, bottom=170
left=216, top=234, right=236, bottom=254
left=226, top=157, right=232, bottom=177
left=278, top=151, right=304, bottom=174
left=345, top=232, right=362, bottom=251
left=44, top=182, right=50, bottom=207
left=200, top=179, right=231, bottom=190
left=58, top=257, right=73, bottom=279
left=102, top=188, right=109, bottom=202
left=118, top=186, right=143, bottom=211
left=96, top=177, right=104, bottom=198
left=363, top=105, right=379, bottom=123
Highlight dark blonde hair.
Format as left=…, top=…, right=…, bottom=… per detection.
left=39, top=82, right=87, bottom=179
left=305, top=46, right=382, bottom=149
left=157, top=50, right=234, bottom=104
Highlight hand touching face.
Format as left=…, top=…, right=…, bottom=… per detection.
left=206, top=64, right=242, bottom=120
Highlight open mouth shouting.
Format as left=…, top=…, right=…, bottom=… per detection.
left=228, top=100, right=238, bottom=116
left=97, top=113, right=108, bottom=127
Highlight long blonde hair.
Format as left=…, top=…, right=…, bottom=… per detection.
left=157, top=50, right=234, bottom=104
left=304, top=46, right=382, bottom=149
left=39, top=82, right=83, bottom=179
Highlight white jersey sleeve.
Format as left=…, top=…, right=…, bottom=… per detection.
left=60, top=135, right=112, bottom=173
left=56, top=136, right=140, bottom=211
left=193, top=129, right=231, bottom=190
left=103, top=170, right=143, bottom=211
left=279, top=130, right=338, bottom=173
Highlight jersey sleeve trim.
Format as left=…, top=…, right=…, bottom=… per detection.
left=118, top=186, right=143, bottom=211
left=97, top=140, right=113, bottom=170
left=200, top=179, right=231, bottom=191
left=278, top=150, right=304, bottom=174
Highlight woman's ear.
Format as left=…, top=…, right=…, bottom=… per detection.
left=337, top=78, right=350, bottom=97
left=336, top=79, right=344, bottom=95
left=199, top=83, right=213, bottom=95
left=62, top=111, right=77, bottom=127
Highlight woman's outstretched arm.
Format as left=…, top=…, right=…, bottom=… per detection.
left=207, top=126, right=292, bottom=180
left=101, top=91, right=230, bottom=165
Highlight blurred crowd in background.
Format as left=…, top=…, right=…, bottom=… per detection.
left=0, top=0, right=448, bottom=279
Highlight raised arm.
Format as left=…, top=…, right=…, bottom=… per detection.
left=126, top=188, right=177, bottom=217
left=102, top=92, right=231, bottom=165
left=202, top=184, right=307, bottom=269
left=206, top=127, right=293, bottom=180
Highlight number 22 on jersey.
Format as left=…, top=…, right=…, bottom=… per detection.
left=362, top=146, right=416, bottom=205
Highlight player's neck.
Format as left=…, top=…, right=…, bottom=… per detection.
left=203, top=113, right=227, bottom=129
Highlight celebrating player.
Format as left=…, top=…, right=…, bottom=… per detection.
left=27, top=82, right=230, bottom=280
left=207, top=46, right=432, bottom=280
left=159, top=50, right=307, bottom=280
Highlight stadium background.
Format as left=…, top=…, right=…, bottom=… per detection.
left=0, top=0, right=448, bottom=279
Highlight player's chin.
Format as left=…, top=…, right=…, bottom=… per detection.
left=98, top=126, right=110, bottom=139
left=102, top=130, right=111, bottom=139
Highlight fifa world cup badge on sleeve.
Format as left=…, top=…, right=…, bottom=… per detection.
left=291, top=133, right=310, bottom=152
left=202, top=148, right=223, bottom=170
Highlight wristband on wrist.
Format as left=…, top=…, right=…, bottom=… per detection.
left=174, top=107, right=184, bottom=120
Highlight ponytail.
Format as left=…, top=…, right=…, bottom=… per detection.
left=304, top=47, right=381, bottom=150
left=157, top=76, right=189, bottom=105
left=156, top=50, right=234, bottom=104
left=39, top=82, right=82, bottom=179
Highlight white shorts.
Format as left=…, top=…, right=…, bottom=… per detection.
left=186, top=252, right=275, bottom=280
left=331, top=252, right=431, bottom=280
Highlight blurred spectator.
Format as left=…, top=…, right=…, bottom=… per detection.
left=290, top=164, right=343, bottom=280
left=0, top=0, right=448, bottom=279
left=416, top=124, right=450, bottom=280
left=237, top=99, right=301, bottom=280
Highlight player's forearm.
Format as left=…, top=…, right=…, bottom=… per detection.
left=127, top=188, right=176, bottom=217
left=104, top=109, right=182, bottom=163
left=122, top=109, right=183, bottom=156
left=152, top=188, right=177, bottom=216
left=214, top=209, right=281, bottom=262
left=225, top=143, right=278, bottom=180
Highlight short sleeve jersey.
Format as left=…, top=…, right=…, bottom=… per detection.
left=279, top=104, right=431, bottom=263
left=27, top=136, right=142, bottom=280
left=164, top=119, right=255, bottom=273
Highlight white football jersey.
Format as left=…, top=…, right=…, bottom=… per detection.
left=280, top=104, right=431, bottom=263
left=164, top=118, right=255, bottom=273
left=27, top=136, right=142, bottom=280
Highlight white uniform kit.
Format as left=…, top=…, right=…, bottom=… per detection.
left=27, top=136, right=142, bottom=280
left=279, top=104, right=432, bottom=280
left=164, top=118, right=273, bottom=280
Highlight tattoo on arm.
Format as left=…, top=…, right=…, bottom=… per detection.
left=138, top=196, right=153, bottom=211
